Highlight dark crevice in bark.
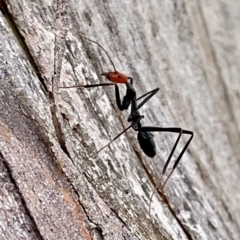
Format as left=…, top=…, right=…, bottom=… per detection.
left=79, top=174, right=106, bottom=236
left=160, top=192, right=194, bottom=240
left=81, top=172, right=141, bottom=240
left=49, top=92, right=72, bottom=160
left=0, top=0, right=7, bottom=14
left=0, top=152, right=45, bottom=240
left=63, top=171, right=105, bottom=239
left=0, top=0, right=48, bottom=92
left=107, top=205, right=142, bottom=240
left=131, top=138, right=194, bottom=239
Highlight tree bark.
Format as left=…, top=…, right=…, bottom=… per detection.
left=0, top=0, right=239, bottom=239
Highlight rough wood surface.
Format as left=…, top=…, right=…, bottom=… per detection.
left=0, top=0, right=239, bottom=239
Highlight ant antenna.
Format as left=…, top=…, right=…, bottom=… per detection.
left=77, top=32, right=117, bottom=72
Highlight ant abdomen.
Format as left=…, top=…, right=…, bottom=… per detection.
left=137, top=131, right=156, bottom=158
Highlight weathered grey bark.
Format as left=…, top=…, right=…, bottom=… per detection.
left=0, top=0, right=239, bottom=239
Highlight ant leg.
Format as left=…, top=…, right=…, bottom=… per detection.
left=148, top=128, right=184, bottom=216
left=148, top=171, right=164, bottom=218
left=90, top=125, right=132, bottom=157
left=142, top=126, right=193, bottom=216
left=92, top=116, right=144, bottom=156
left=139, top=127, right=193, bottom=188
left=161, top=129, right=182, bottom=176
left=161, top=129, right=193, bottom=189
left=126, top=87, right=159, bottom=119
left=115, top=84, right=126, bottom=111
left=136, top=88, right=160, bottom=110
left=115, top=83, right=136, bottom=111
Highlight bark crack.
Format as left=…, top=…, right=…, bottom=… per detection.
left=0, top=152, right=45, bottom=240
left=0, top=0, right=48, bottom=92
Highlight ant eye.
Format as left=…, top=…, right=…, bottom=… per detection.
left=118, top=75, right=121, bottom=78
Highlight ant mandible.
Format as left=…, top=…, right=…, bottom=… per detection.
left=59, top=32, right=194, bottom=200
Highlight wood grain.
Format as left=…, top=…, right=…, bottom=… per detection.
left=0, top=0, right=239, bottom=239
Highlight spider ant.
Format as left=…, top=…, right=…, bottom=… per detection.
left=59, top=33, right=194, bottom=209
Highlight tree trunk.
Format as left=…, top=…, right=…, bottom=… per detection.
left=0, top=0, right=239, bottom=239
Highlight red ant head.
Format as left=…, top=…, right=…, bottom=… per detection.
left=101, top=71, right=128, bottom=84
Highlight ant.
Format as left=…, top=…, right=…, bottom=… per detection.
left=59, top=33, right=194, bottom=211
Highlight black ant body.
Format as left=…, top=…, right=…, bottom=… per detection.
left=59, top=33, right=194, bottom=202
